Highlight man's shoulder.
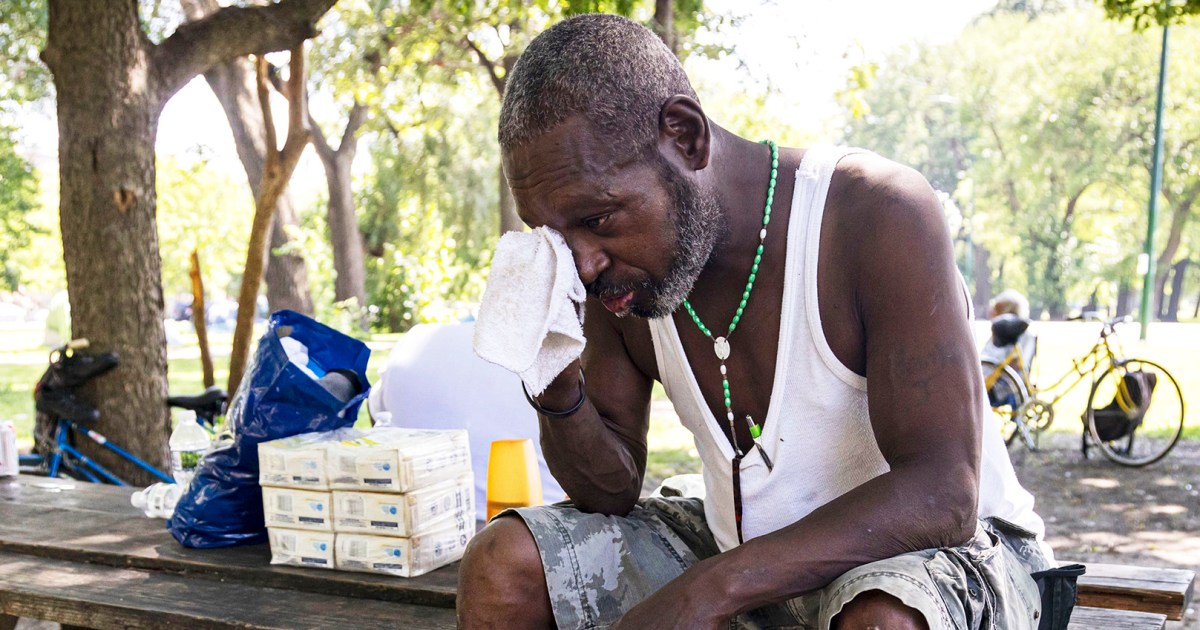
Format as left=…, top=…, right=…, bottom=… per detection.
left=827, top=151, right=941, bottom=224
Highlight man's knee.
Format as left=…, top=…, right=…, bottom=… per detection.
left=461, top=515, right=543, bottom=580
left=458, top=515, right=552, bottom=628
left=832, top=589, right=930, bottom=630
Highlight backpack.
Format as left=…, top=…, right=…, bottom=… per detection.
left=1087, top=370, right=1157, bottom=442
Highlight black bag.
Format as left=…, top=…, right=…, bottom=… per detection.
left=1030, top=564, right=1086, bottom=630
left=1088, top=371, right=1156, bottom=442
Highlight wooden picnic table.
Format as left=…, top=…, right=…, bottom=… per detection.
left=0, top=475, right=459, bottom=629
left=0, top=474, right=1190, bottom=629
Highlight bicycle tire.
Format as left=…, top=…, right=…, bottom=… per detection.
left=981, top=360, right=1029, bottom=446
left=1085, top=358, right=1184, bottom=467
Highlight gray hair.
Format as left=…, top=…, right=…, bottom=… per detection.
left=498, top=13, right=698, bottom=156
left=990, top=289, right=1031, bottom=320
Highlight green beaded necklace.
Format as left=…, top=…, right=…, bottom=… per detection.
left=681, top=139, right=776, bottom=470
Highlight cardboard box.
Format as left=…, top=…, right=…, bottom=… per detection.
left=268, top=527, right=336, bottom=569
left=258, top=428, right=363, bottom=490
left=328, top=428, right=471, bottom=493
left=334, top=518, right=474, bottom=578
left=262, top=486, right=334, bottom=531
left=333, top=473, right=473, bottom=536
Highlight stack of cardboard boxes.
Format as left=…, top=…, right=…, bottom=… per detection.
left=259, top=427, right=474, bottom=577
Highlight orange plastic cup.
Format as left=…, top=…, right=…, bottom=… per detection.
left=486, top=438, right=544, bottom=521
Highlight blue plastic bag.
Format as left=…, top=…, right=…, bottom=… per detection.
left=168, top=310, right=371, bottom=548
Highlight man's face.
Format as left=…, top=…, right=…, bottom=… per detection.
left=503, top=117, right=722, bottom=318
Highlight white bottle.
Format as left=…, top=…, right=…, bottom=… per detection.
left=0, top=421, right=18, bottom=477
left=168, top=410, right=211, bottom=485
left=130, top=482, right=183, bottom=518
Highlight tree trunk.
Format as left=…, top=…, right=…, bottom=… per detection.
left=42, top=0, right=332, bottom=484
left=324, top=153, right=367, bottom=309
left=972, top=244, right=992, bottom=317
left=1115, top=278, right=1134, bottom=318
left=308, top=101, right=369, bottom=328
left=1165, top=259, right=1190, bottom=322
left=264, top=205, right=315, bottom=314
left=43, top=2, right=170, bottom=484
left=180, top=0, right=314, bottom=316
left=653, top=0, right=676, bottom=54
left=226, top=52, right=310, bottom=396
left=1152, top=193, right=1195, bottom=320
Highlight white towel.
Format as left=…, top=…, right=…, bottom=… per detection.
left=473, top=227, right=586, bottom=396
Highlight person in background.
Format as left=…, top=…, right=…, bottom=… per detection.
left=982, top=289, right=1037, bottom=377
left=367, top=321, right=566, bottom=523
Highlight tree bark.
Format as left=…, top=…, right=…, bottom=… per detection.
left=41, top=0, right=333, bottom=485
left=309, top=102, right=369, bottom=326
left=180, top=0, right=314, bottom=317
left=44, top=2, right=169, bottom=485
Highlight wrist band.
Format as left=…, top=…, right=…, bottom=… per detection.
left=522, top=369, right=587, bottom=417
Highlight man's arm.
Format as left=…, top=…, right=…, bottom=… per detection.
left=533, top=297, right=655, bottom=515
left=618, top=156, right=984, bottom=625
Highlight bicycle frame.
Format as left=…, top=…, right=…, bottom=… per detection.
left=984, top=325, right=1127, bottom=406
left=23, top=417, right=173, bottom=486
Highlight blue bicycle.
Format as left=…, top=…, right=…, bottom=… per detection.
left=18, top=339, right=227, bottom=486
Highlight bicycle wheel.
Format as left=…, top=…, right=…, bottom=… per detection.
left=981, top=360, right=1029, bottom=446
left=1086, top=358, right=1184, bottom=467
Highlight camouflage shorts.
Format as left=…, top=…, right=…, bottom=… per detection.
left=506, top=497, right=1052, bottom=630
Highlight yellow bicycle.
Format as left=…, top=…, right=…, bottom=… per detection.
left=980, top=312, right=1185, bottom=467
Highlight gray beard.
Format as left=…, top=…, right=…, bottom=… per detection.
left=626, top=160, right=724, bottom=318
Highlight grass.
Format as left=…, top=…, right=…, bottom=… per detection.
left=3, top=319, right=1197, bottom=476
left=0, top=321, right=393, bottom=448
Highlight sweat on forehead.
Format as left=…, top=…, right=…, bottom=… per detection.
left=498, top=13, right=698, bottom=158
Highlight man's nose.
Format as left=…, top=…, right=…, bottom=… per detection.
left=571, top=238, right=610, bottom=286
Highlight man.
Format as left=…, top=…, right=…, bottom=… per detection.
left=459, top=14, right=1051, bottom=630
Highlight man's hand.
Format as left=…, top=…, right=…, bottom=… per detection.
left=613, top=568, right=729, bottom=630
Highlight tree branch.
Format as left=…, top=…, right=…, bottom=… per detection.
left=257, top=56, right=280, bottom=174
left=341, top=102, right=369, bottom=154
left=308, top=110, right=337, bottom=164
left=154, top=0, right=335, bottom=102
left=279, top=43, right=310, bottom=172
left=464, top=36, right=506, bottom=96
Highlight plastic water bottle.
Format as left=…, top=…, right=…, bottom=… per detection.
left=169, top=410, right=210, bottom=485
left=131, top=482, right=183, bottom=518
left=0, top=421, right=18, bottom=478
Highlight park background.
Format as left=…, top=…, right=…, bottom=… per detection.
left=1, top=1, right=1198, bottom=625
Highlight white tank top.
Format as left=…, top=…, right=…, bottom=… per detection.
left=648, top=146, right=1049, bottom=556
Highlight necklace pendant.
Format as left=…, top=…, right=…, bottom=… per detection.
left=713, top=336, right=730, bottom=361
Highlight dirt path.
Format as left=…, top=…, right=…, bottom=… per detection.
left=1009, top=433, right=1199, bottom=628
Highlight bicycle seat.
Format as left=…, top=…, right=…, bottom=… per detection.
left=990, top=313, right=1030, bottom=347
left=168, top=387, right=228, bottom=413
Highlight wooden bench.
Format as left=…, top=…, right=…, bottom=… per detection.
left=1077, top=561, right=1195, bottom=621
left=1, top=476, right=1193, bottom=629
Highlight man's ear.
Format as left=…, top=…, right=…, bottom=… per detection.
left=658, top=95, right=710, bottom=171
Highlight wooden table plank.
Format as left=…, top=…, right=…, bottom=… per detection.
left=1074, top=561, right=1195, bottom=621
left=1067, top=606, right=1166, bottom=630
left=0, top=476, right=460, bottom=608
left=0, top=550, right=456, bottom=630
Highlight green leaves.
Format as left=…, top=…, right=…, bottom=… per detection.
left=1100, top=0, right=1200, bottom=30
left=844, top=8, right=1200, bottom=317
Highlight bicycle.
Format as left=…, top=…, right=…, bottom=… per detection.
left=18, top=339, right=228, bottom=486
left=980, top=312, right=1185, bottom=467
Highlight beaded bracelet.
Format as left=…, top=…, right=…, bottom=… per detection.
left=522, top=369, right=587, bottom=417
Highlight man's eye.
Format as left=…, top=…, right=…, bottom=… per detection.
left=584, top=213, right=612, bottom=229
